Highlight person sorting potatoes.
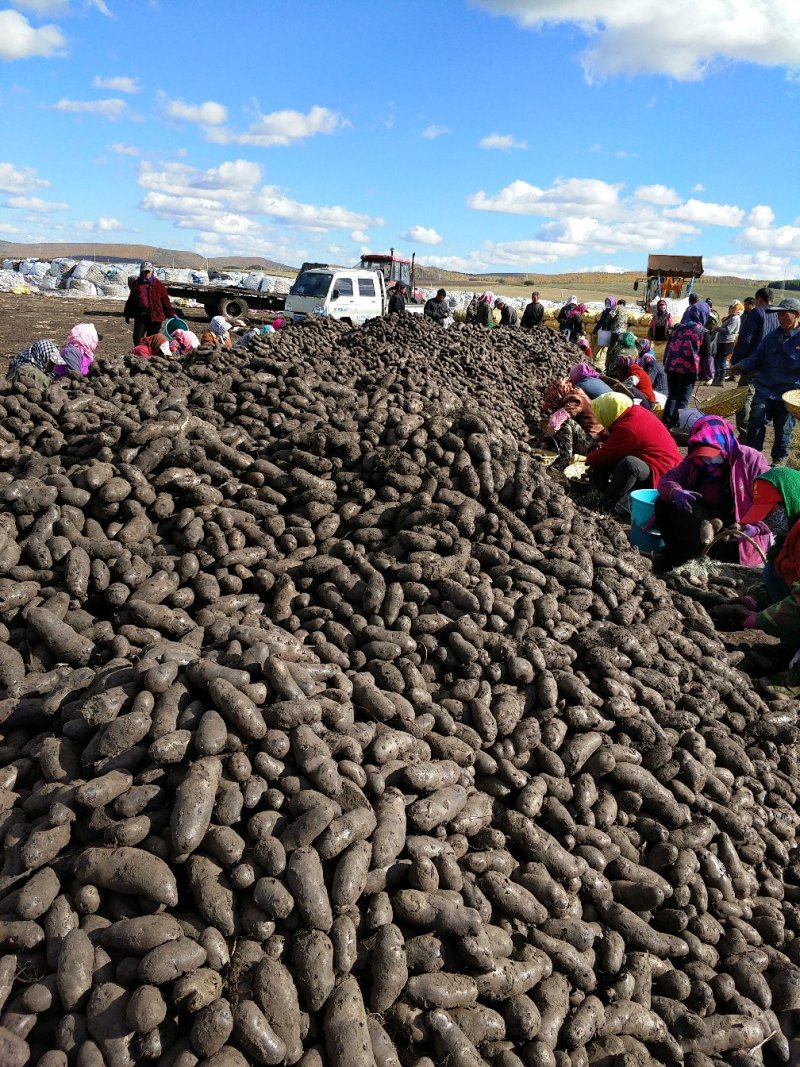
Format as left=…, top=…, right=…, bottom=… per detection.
left=494, top=297, right=518, bottom=327
left=7, top=339, right=61, bottom=386
left=654, top=415, right=770, bottom=569
left=124, top=262, right=175, bottom=345
left=581, top=393, right=681, bottom=514
left=387, top=282, right=407, bottom=315
left=718, top=469, right=800, bottom=693
left=540, top=378, right=604, bottom=474
left=424, top=288, right=450, bottom=325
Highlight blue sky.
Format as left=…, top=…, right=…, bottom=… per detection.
left=1, top=0, right=799, bottom=277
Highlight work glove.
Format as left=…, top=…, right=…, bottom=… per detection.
left=670, top=488, right=701, bottom=514
left=734, top=594, right=758, bottom=611
left=740, top=523, right=759, bottom=538
left=742, top=612, right=757, bottom=629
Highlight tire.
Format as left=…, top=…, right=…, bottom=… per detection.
left=216, top=295, right=249, bottom=319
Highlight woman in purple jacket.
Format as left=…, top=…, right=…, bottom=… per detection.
left=655, top=415, right=771, bottom=569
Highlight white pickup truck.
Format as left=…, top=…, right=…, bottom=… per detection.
left=284, top=267, right=423, bottom=325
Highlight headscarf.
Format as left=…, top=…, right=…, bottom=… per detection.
left=757, top=468, right=800, bottom=523
left=615, top=354, right=634, bottom=377
left=638, top=352, right=656, bottom=372
left=618, top=331, right=637, bottom=350
left=569, top=362, right=598, bottom=384
left=543, top=378, right=575, bottom=414
left=687, top=415, right=737, bottom=459
left=171, top=328, right=199, bottom=353
left=567, top=303, right=587, bottom=318
left=577, top=338, right=591, bottom=353
left=568, top=294, right=578, bottom=305
left=728, top=300, right=744, bottom=315
left=681, top=303, right=709, bottom=326
left=56, top=323, right=98, bottom=377
left=592, top=392, right=633, bottom=430
left=542, top=382, right=604, bottom=437
left=479, top=291, right=495, bottom=304
left=209, top=316, right=231, bottom=338
left=637, top=338, right=653, bottom=356
left=604, top=297, right=617, bottom=309
left=8, top=339, right=60, bottom=377
left=63, top=324, right=99, bottom=358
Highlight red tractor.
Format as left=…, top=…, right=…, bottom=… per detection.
left=358, top=249, right=424, bottom=304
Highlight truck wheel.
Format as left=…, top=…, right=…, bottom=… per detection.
left=216, top=295, right=249, bottom=319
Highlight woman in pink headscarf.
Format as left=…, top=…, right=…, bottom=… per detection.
left=53, top=323, right=98, bottom=378
left=476, top=291, right=495, bottom=328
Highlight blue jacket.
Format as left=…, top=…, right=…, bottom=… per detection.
left=733, top=305, right=779, bottom=365
left=736, top=327, right=800, bottom=401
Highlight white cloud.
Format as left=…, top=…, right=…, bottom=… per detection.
left=137, top=158, right=380, bottom=237
left=424, top=252, right=494, bottom=272
left=0, top=221, right=23, bottom=235
left=74, top=215, right=123, bottom=233
left=634, top=184, right=680, bottom=206
left=108, top=142, right=141, bottom=156
left=472, top=1, right=800, bottom=81
left=87, top=0, right=112, bottom=14
left=50, top=97, right=127, bottom=119
left=163, top=97, right=228, bottom=126
left=469, top=177, right=623, bottom=218
left=664, top=198, right=745, bottom=227
left=208, top=105, right=346, bottom=147
left=693, top=183, right=706, bottom=192
left=478, top=132, right=527, bottom=150
left=738, top=222, right=800, bottom=255
left=11, top=1, right=69, bottom=12
left=747, top=204, right=775, bottom=228
left=422, top=124, right=451, bottom=139
left=705, top=251, right=799, bottom=279
left=93, top=74, right=139, bottom=93
left=6, top=194, right=67, bottom=211
left=351, top=229, right=369, bottom=243
left=401, top=225, right=443, bottom=246
left=0, top=10, right=65, bottom=60
left=0, top=161, right=48, bottom=193
left=577, top=264, right=632, bottom=273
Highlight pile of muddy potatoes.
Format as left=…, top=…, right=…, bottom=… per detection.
left=0, top=316, right=797, bottom=1067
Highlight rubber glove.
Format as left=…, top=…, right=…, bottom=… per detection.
left=741, top=524, right=759, bottom=537
left=670, top=488, right=701, bottom=513
left=735, top=595, right=758, bottom=611
left=742, top=612, right=757, bottom=629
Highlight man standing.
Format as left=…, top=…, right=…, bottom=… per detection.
left=387, top=282, right=407, bottom=315
left=424, top=288, right=449, bottom=325
left=732, top=287, right=780, bottom=439
left=124, top=262, right=175, bottom=344
left=495, top=297, right=519, bottom=327
left=733, top=298, right=800, bottom=466
left=521, top=291, right=544, bottom=329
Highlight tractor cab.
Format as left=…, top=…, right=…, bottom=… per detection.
left=358, top=249, right=422, bottom=302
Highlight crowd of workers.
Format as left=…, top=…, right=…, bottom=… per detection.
left=532, top=285, right=800, bottom=692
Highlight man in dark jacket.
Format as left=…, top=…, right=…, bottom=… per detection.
left=732, top=287, right=780, bottom=438
left=387, top=283, right=407, bottom=315
left=733, top=298, right=800, bottom=466
left=495, top=297, right=518, bottom=327
left=124, top=262, right=175, bottom=344
left=521, top=291, right=544, bottom=329
left=424, top=288, right=449, bottom=325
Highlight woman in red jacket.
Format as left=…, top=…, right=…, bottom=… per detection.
left=582, top=393, right=682, bottom=513
left=124, top=262, right=175, bottom=345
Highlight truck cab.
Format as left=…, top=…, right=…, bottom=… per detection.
left=284, top=267, right=387, bottom=325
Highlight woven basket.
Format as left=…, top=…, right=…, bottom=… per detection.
left=783, top=389, right=800, bottom=418
left=702, top=527, right=767, bottom=563
left=693, top=386, right=749, bottom=418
